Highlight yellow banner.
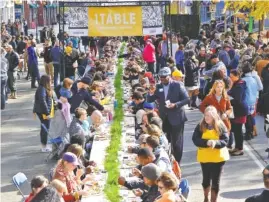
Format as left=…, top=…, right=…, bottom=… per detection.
left=88, top=7, right=142, bottom=37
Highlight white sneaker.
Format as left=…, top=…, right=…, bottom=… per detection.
left=41, top=147, right=52, bottom=153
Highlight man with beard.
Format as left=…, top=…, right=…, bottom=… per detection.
left=245, top=164, right=269, bottom=202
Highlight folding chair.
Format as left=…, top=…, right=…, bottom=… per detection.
left=46, top=136, right=64, bottom=162
left=12, top=172, right=30, bottom=200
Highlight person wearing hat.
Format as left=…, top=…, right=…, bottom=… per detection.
left=147, top=67, right=189, bottom=164
left=69, top=76, right=104, bottom=113
left=143, top=38, right=156, bottom=75
left=245, top=164, right=269, bottom=202
left=143, top=102, right=155, bottom=112
left=172, top=69, right=184, bottom=82
left=133, top=163, right=161, bottom=202
left=53, top=152, right=91, bottom=201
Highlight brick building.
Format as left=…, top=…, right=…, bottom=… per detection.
left=24, top=1, right=57, bottom=28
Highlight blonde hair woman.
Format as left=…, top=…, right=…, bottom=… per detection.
left=192, top=106, right=229, bottom=202
left=200, top=80, right=232, bottom=132
left=155, top=172, right=178, bottom=202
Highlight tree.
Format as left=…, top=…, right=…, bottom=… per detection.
left=225, top=0, right=269, bottom=31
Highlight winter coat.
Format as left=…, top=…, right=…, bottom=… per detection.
left=70, top=88, right=104, bottom=113
left=33, top=86, right=52, bottom=115
left=143, top=43, right=156, bottom=63
left=44, top=46, right=53, bottom=63
left=200, top=94, right=232, bottom=131
left=175, top=50, right=184, bottom=67
left=5, top=51, right=19, bottom=72
left=261, top=67, right=269, bottom=93
left=51, top=46, right=62, bottom=64
left=1, top=54, right=8, bottom=80
left=184, top=57, right=200, bottom=87
left=192, top=124, right=229, bottom=163
left=69, top=117, right=89, bottom=137
left=228, top=79, right=248, bottom=117
left=141, top=185, right=160, bottom=202
left=242, top=73, right=259, bottom=106
left=218, top=50, right=231, bottom=68
left=27, top=46, right=38, bottom=66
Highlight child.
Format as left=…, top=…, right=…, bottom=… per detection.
left=25, top=175, right=49, bottom=202
left=58, top=79, right=73, bottom=127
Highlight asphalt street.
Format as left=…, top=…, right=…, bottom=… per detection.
left=1, top=60, right=268, bottom=202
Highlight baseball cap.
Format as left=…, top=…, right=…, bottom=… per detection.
left=141, top=163, right=161, bottom=181
left=172, top=70, right=184, bottom=78
left=65, top=46, right=72, bottom=54
left=79, top=77, right=92, bottom=85
left=159, top=67, right=171, bottom=77
left=143, top=102, right=154, bottom=110
left=62, top=152, right=80, bottom=166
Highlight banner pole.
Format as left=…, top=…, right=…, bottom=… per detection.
left=169, top=1, right=172, bottom=57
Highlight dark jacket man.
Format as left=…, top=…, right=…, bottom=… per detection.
left=147, top=79, right=189, bottom=126
left=44, top=45, right=53, bottom=63
left=147, top=67, right=189, bottom=163
left=6, top=49, right=19, bottom=72
left=70, top=88, right=104, bottom=113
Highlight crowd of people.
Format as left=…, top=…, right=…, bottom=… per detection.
left=115, top=30, right=269, bottom=202
left=1, top=16, right=269, bottom=202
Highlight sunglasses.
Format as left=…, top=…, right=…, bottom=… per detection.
left=159, top=76, right=168, bottom=79
left=263, top=173, right=269, bottom=179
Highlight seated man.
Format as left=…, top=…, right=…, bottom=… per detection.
left=118, top=148, right=166, bottom=191
left=245, top=164, right=269, bottom=202
left=133, top=163, right=161, bottom=202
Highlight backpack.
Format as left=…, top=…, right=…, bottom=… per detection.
left=168, top=143, right=182, bottom=180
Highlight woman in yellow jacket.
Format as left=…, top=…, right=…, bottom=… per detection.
left=192, top=106, right=229, bottom=202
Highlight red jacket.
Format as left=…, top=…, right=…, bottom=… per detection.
left=143, top=43, right=156, bottom=63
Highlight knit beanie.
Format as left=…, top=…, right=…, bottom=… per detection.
left=141, top=163, right=161, bottom=181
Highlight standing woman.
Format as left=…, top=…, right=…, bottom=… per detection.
left=184, top=49, right=200, bottom=109
left=143, top=38, right=156, bottom=75
left=33, top=75, right=53, bottom=152
left=228, top=70, right=248, bottom=156
left=200, top=80, right=233, bottom=133
left=192, top=106, right=229, bottom=202
left=28, top=39, right=40, bottom=88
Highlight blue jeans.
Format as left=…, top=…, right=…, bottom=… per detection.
left=160, top=56, right=167, bottom=68
left=1, top=78, right=7, bottom=109
left=53, top=63, right=60, bottom=87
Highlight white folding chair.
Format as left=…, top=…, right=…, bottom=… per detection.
left=12, top=172, right=30, bottom=200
